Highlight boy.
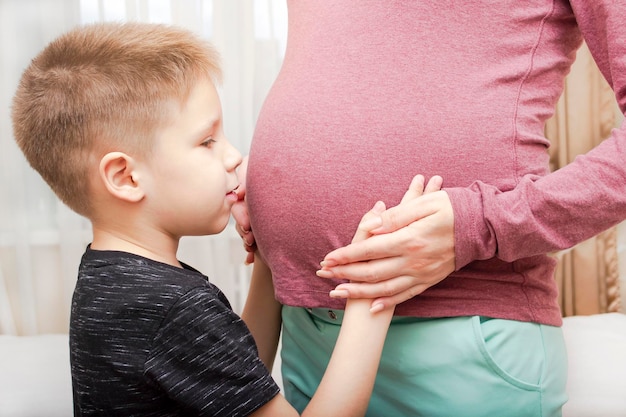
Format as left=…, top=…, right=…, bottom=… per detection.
left=11, top=22, right=397, bottom=416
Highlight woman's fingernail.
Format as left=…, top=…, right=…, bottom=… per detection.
left=329, top=289, right=349, bottom=298
left=320, top=259, right=337, bottom=268
left=316, top=269, right=334, bottom=278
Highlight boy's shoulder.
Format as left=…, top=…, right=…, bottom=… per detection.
left=75, top=246, right=228, bottom=309
left=79, top=246, right=203, bottom=281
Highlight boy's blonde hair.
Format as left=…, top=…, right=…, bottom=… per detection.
left=12, top=22, right=222, bottom=217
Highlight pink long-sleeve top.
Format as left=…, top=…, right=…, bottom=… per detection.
left=247, top=0, right=626, bottom=326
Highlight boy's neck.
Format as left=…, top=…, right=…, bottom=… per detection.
left=91, top=226, right=182, bottom=268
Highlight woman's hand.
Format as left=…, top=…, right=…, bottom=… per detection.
left=319, top=175, right=455, bottom=311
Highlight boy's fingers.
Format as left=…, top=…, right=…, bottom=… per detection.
left=372, top=191, right=448, bottom=235
left=352, top=201, right=386, bottom=243
left=424, top=175, right=443, bottom=193
left=400, top=175, right=425, bottom=204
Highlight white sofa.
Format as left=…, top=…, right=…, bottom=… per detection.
left=1, top=314, right=625, bottom=416
left=561, top=313, right=626, bottom=417
left=0, top=334, right=72, bottom=417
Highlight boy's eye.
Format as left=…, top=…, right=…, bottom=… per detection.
left=201, top=138, right=216, bottom=147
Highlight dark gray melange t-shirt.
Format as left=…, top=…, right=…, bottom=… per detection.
left=70, top=247, right=279, bottom=416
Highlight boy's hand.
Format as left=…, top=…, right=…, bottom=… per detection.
left=350, top=201, right=387, bottom=244
left=231, top=156, right=256, bottom=264
left=346, top=174, right=434, bottom=246
left=320, top=175, right=453, bottom=311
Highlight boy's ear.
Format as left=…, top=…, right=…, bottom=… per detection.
left=98, top=152, right=145, bottom=203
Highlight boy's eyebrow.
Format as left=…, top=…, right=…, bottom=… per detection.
left=195, top=117, right=218, bottom=138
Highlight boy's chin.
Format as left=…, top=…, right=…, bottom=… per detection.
left=203, top=216, right=230, bottom=236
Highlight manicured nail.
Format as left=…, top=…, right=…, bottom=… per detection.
left=320, top=259, right=337, bottom=268
left=329, top=289, right=349, bottom=298
left=316, top=269, right=334, bottom=278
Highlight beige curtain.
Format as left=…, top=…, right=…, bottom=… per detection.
left=546, top=43, right=623, bottom=316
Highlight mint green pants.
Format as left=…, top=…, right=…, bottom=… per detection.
left=281, top=306, right=568, bottom=417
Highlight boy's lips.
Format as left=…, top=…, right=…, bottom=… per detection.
left=227, top=185, right=241, bottom=199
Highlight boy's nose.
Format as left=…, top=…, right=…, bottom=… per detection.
left=224, top=140, right=243, bottom=170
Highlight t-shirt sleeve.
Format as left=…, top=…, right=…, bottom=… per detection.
left=144, top=286, right=280, bottom=417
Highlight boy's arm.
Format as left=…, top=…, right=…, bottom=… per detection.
left=249, top=175, right=437, bottom=417
left=300, top=198, right=393, bottom=416
left=251, top=304, right=392, bottom=417
left=242, top=256, right=282, bottom=370
left=302, top=300, right=393, bottom=416
left=250, top=200, right=393, bottom=417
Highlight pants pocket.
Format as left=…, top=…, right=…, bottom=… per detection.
left=471, top=316, right=544, bottom=390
